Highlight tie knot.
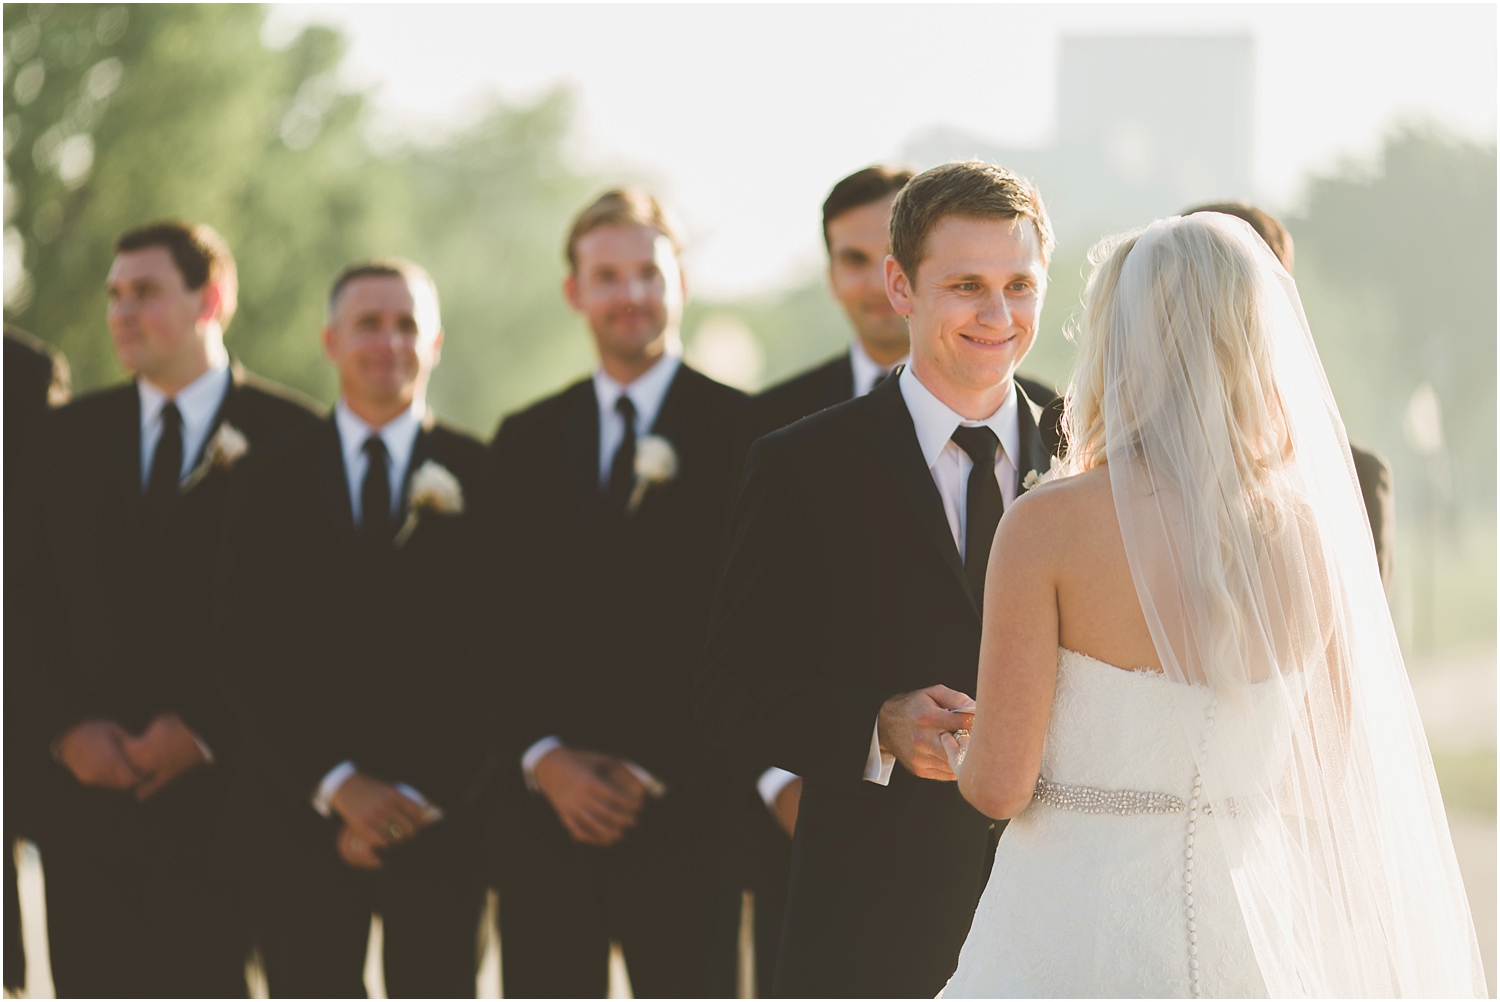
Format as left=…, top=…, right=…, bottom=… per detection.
left=363, top=435, right=388, bottom=462
left=160, top=400, right=182, bottom=428
left=615, top=395, right=637, bottom=422
left=951, top=425, right=1000, bottom=466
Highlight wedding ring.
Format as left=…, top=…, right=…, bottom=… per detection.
left=386, top=822, right=404, bottom=841
left=954, top=729, right=971, bottom=738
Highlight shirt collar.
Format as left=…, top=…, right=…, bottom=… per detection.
left=335, top=397, right=425, bottom=473
left=592, top=340, right=683, bottom=433
left=138, top=357, right=231, bottom=431
left=849, top=338, right=908, bottom=399
left=898, top=366, right=1019, bottom=470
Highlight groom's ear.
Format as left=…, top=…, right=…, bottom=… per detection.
left=885, top=254, right=913, bottom=317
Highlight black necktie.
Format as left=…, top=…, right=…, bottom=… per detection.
left=607, top=395, right=637, bottom=517
left=146, top=401, right=183, bottom=533
left=361, top=435, right=392, bottom=547
left=950, top=426, right=1005, bottom=608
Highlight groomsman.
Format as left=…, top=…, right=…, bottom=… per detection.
left=1184, top=201, right=1395, bottom=591
left=16, top=222, right=320, bottom=996
left=4, top=326, right=69, bottom=994
left=489, top=189, right=747, bottom=997
left=698, top=161, right=1060, bottom=997
left=216, top=259, right=495, bottom=997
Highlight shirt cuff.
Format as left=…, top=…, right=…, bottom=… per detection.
left=521, top=736, right=564, bottom=793
left=191, top=732, right=214, bottom=765
left=757, top=767, right=800, bottom=809
left=863, top=719, right=895, bottom=786
left=312, top=760, right=357, bottom=817
left=393, top=782, right=445, bottom=823
left=624, top=760, right=668, bottom=799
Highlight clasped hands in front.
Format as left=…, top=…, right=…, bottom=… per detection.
left=55, top=713, right=208, bottom=802
left=533, top=746, right=650, bottom=848
left=329, top=772, right=436, bottom=870
left=878, top=684, right=976, bottom=782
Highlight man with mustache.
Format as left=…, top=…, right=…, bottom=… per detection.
left=16, top=221, right=319, bottom=996
left=489, top=189, right=747, bottom=996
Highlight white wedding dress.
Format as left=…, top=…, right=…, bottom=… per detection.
left=942, top=648, right=1281, bottom=999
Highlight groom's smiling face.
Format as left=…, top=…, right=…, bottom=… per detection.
left=886, top=214, right=1047, bottom=403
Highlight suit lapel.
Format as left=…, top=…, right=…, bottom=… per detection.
left=191, top=361, right=241, bottom=471
left=115, top=385, right=146, bottom=537
left=864, top=375, right=977, bottom=618
left=562, top=381, right=601, bottom=521
left=398, top=411, right=439, bottom=526
left=816, top=353, right=855, bottom=411
left=318, top=418, right=358, bottom=558
left=1013, top=381, right=1049, bottom=500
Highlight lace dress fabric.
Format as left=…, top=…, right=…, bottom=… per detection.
left=941, top=649, right=1269, bottom=999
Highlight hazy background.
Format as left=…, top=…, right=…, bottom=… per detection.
left=4, top=3, right=1495, bottom=995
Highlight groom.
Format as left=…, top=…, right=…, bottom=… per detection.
left=697, top=160, right=1057, bottom=997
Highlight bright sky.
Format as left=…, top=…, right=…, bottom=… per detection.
left=267, top=3, right=1496, bottom=298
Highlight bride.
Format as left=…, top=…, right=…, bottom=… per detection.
left=940, top=213, right=1486, bottom=997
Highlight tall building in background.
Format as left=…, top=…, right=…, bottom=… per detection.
left=906, top=35, right=1254, bottom=244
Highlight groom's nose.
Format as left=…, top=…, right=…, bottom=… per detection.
left=976, top=289, right=1014, bottom=328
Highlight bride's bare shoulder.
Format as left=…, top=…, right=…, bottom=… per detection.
left=994, top=465, right=1115, bottom=566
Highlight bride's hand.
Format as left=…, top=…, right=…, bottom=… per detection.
left=939, top=728, right=970, bottom=777
left=877, top=684, right=976, bottom=782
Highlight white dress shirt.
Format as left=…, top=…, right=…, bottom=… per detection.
left=333, top=398, right=424, bottom=526
left=592, top=344, right=682, bottom=486
left=848, top=338, right=908, bottom=400
left=137, top=358, right=231, bottom=490
left=754, top=341, right=908, bottom=812
left=311, top=397, right=436, bottom=817
left=518, top=348, right=684, bottom=798
left=862, top=367, right=1021, bottom=786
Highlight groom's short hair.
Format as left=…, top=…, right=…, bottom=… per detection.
left=822, top=165, right=915, bottom=251
left=566, top=188, right=684, bottom=272
left=890, top=161, right=1054, bottom=279
left=1185, top=201, right=1294, bottom=274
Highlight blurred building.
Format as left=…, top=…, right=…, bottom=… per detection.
left=905, top=34, right=1254, bottom=244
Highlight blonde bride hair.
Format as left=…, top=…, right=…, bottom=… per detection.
left=1063, top=214, right=1294, bottom=509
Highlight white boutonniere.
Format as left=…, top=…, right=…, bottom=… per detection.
left=1021, top=455, right=1067, bottom=492
left=393, top=460, right=465, bottom=548
left=627, top=434, right=679, bottom=515
left=179, top=422, right=249, bottom=493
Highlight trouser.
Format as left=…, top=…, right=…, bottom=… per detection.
left=4, top=830, right=23, bottom=992
left=42, top=771, right=246, bottom=998
left=257, top=811, right=485, bottom=999
left=705, top=785, right=793, bottom=998
left=496, top=778, right=727, bottom=999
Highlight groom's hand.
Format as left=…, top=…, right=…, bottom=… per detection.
left=878, top=685, right=976, bottom=782
left=534, top=747, right=647, bottom=847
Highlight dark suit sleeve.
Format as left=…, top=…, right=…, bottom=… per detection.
left=486, top=417, right=565, bottom=760
left=696, top=438, right=886, bottom=788
left=213, top=458, right=341, bottom=803
left=1350, top=445, right=1394, bottom=594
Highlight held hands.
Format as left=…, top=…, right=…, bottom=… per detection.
left=330, top=773, right=434, bottom=870
left=533, top=747, right=648, bottom=848
left=56, top=714, right=209, bottom=800
left=877, top=684, right=976, bottom=782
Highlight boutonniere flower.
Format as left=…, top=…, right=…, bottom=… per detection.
left=1021, top=455, right=1067, bottom=492
left=627, top=434, right=679, bottom=515
left=179, top=422, right=249, bottom=493
left=393, top=460, right=465, bottom=548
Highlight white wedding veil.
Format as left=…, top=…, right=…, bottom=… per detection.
left=1064, top=213, right=1486, bottom=997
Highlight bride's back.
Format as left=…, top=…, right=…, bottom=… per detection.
left=1026, top=465, right=1161, bottom=673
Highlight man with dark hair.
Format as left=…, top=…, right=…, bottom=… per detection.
left=3, top=326, right=69, bottom=995
left=488, top=188, right=746, bottom=996
left=217, top=258, right=495, bottom=996
left=15, top=220, right=320, bottom=996
left=1183, top=201, right=1394, bottom=590
left=698, top=160, right=1061, bottom=997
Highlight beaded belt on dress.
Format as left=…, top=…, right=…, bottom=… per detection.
left=1032, top=776, right=1235, bottom=817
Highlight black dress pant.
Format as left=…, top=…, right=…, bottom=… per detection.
left=706, top=784, right=792, bottom=997
left=258, top=811, right=486, bottom=999
left=496, top=776, right=727, bottom=999
left=41, top=770, right=246, bottom=999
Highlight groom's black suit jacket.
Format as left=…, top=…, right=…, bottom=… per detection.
left=697, top=372, right=1054, bottom=998
left=215, top=416, right=497, bottom=834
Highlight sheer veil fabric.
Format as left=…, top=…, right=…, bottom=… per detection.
left=1072, top=213, right=1484, bottom=996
